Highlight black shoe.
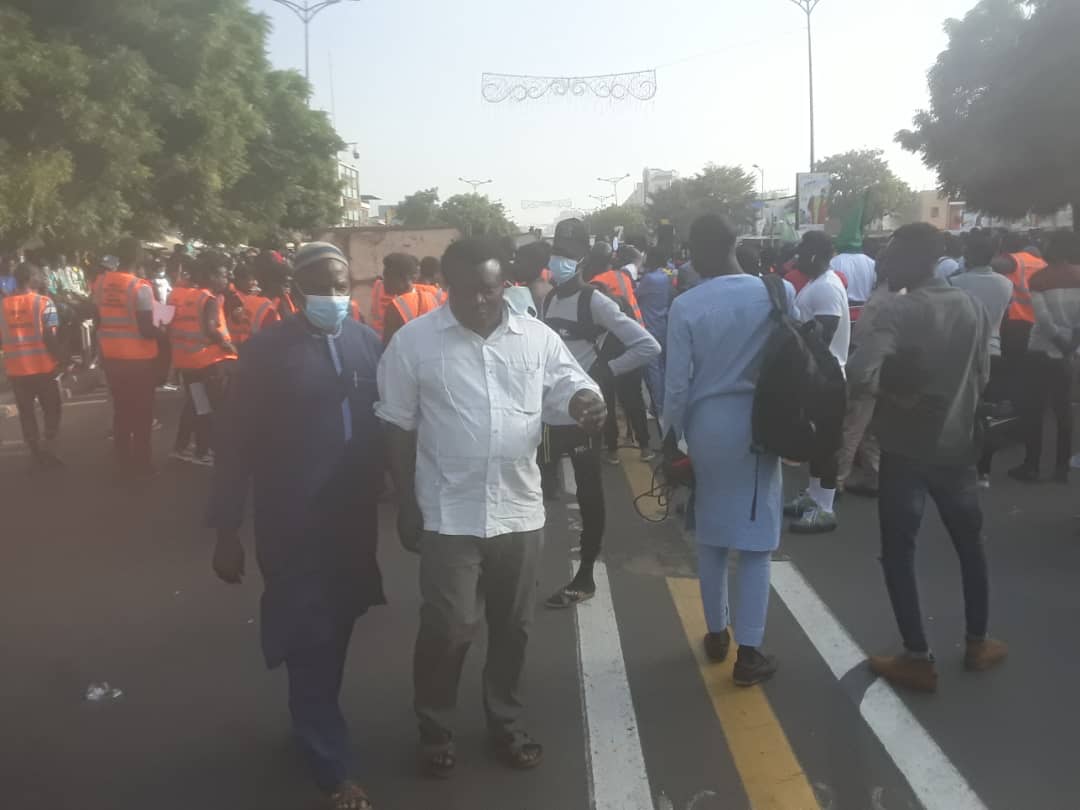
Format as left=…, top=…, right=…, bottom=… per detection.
left=733, top=646, right=778, bottom=686
left=704, top=629, right=731, bottom=663
left=1007, top=464, right=1040, bottom=483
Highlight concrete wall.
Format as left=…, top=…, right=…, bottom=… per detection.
left=316, top=226, right=460, bottom=319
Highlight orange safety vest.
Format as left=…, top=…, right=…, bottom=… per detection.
left=93, top=272, right=158, bottom=361
left=0, top=292, right=58, bottom=376
left=390, top=287, right=438, bottom=324
left=349, top=299, right=364, bottom=323
left=368, top=277, right=393, bottom=336
left=1005, top=252, right=1047, bottom=323
left=274, top=292, right=298, bottom=316
left=416, top=282, right=448, bottom=306
left=229, top=293, right=278, bottom=344
left=592, top=269, right=643, bottom=323
left=169, top=287, right=237, bottom=369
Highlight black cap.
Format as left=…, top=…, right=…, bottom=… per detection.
left=553, top=218, right=590, bottom=260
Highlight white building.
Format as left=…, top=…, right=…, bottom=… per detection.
left=628, top=168, right=679, bottom=207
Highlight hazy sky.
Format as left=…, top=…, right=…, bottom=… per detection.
left=253, top=0, right=980, bottom=227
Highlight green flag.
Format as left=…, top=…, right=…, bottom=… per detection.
left=835, top=190, right=869, bottom=252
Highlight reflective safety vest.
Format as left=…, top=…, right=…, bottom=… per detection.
left=390, top=287, right=439, bottom=324
left=229, top=293, right=278, bottom=344
left=169, top=287, right=238, bottom=369
left=93, top=272, right=159, bottom=361
left=274, top=293, right=298, bottom=316
left=416, top=282, right=448, bottom=306
left=592, top=269, right=643, bottom=323
left=0, top=292, right=58, bottom=376
left=369, top=277, right=392, bottom=336
left=350, top=299, right=364, bottom=323
left=1005, top=252, right=1047, bottom=323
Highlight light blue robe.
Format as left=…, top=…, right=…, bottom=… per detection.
left=663, top=274, right=782, bottom=551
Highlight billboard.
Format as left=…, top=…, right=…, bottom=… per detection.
left=796, top=172, right=831, bottom=230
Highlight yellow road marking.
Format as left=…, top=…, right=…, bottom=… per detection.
left=616, top=445, right=818, bottom=809
left=668, top=578, right=819, bottom=810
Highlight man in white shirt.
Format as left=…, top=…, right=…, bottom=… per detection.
left=376, top=237, right=605, bottom=778
left=829, top=245, right=876, bottom=307
left=788, top=231, right=851, bottom=533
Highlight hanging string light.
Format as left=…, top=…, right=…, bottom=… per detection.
left=481, top=70, right=657, bottom=104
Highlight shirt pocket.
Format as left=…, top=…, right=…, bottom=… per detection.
left=496, top=357, right=543, bottom=415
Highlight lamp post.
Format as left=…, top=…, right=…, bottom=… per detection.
left=588, top=193, right=614, bottom=209
left=752, top=164, right=765, bottom=197
left=598, top=174, right=631, bottom=206
left=786, top=0, right=823, bottom=171
left=459, top=177, right=493, bottom=194
left=271, top=0, right=361, bottom=84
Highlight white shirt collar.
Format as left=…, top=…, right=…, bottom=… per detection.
left=434, top=299, right=524, bottom=336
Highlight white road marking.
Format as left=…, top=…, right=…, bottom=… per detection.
left=562, top=458, right=654, bottom=810
left=770, top=561, right=989, bottom=810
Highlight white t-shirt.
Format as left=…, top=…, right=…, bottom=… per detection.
left=795, top=270, right=851, bottom=369
left=829, top=253, right=876, bottom=303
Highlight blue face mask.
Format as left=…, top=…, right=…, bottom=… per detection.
left=549, top=255, right=579, bottom=285
left=303, top=294, right=351, bottom=333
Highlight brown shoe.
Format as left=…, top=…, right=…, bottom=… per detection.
left=964, top=638, right=1008, bottom=672
left=868, top=654, right=939, bottom=693
left=703, top=629, right=731, bottom=663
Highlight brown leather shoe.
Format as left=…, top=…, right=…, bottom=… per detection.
left=964, top=638, right=1008, bottom=672
left=703, top=629, right=731, bottom=663
left=868, top=654, right=939, bottom=693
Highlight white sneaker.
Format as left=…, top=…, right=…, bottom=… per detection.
left=189, top=451, right=214, bottom=467
left=169, top=448, right=194, bottom=463
left=977, top=475, right=991, bottom=489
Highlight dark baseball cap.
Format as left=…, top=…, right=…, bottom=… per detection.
left=553, top=218, right=590, bottom=260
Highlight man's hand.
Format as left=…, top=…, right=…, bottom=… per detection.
left=398, top=499, right=424, bottom=554
left=213, top=529, right=245, bottom=584
left=570, top=389, right=607, bottom=434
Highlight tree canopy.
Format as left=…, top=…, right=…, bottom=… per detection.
left=897, top=0, right=1080, bottom=225
left=584, top=204, right=647, bottom=241
left=396, top=189, right=517, bottom=237
left=814, top=149, right=917, bottom=227
left=0, top=0, right=344, bottom=251
left=646, top=165, right=757, bottom=239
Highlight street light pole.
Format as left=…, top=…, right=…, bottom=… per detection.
left=787, top=0, right=822, bottom=171
left=598, top=174, right=631, bottom=206
left=459, top=177, right=493, bottom=194
left=271, top=0, right=360, bottom=84
left=752, top=164, right=765, bottom=197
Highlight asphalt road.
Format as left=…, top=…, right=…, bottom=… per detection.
left=1, top=391, right=1076, bottom=810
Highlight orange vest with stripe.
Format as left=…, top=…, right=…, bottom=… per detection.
left=592, top=269, right=643, bottom=323
left=369, top=278, right=392, bottom=336
left=169, top=287, right=237, bottom=369
left=416, top=282, right=448, bottom=306
left=390, top=287, right=439, bottom=324
left=229, top=293, right=278, bottom=344
left=0, top=292, right=58, bottom=376
left=350, top=299, right=364, bottom=323
left=1005, top=252, right=1047, bottom=323
left=274, top=293, right=298, bottom=316
left=93, top=272, right=158, bottom=361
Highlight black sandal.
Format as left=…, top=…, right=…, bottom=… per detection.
left=418, top=740, right=456, bottom=779
left=493, top=733, right=544, bottom=770
left=327, top=782, right=372, bottom=810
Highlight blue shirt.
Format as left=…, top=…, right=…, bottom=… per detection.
left=206, top=315, right=386, bottom=667
left=636, top=268, right=675, bottom=344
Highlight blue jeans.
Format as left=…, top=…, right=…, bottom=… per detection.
left=878, top=452, right=989, bottom=654
left=285, top=621, right=354, bottom=793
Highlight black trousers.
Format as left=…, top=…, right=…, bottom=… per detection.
left=174, top=362, right=231, bottom=456
left=878, top=452, right=989, bottom=653
left=539, top=425, right=605, bottom=564
left=103, top=359, right=157, bottom=473
left=1020, top=352, right=1073, bottom=475
left=1000, top=319, right=1033, bottom=405
left=10, top=372, right=62, bottom=450
left=602, top=370, right=651, bottom=452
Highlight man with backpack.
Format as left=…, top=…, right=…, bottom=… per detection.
left=540, top=219, right=660, bottom=609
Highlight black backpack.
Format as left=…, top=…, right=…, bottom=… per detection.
left=751, top=274, right=846, bottom=462
left=542, top=283, right=601, bottom=344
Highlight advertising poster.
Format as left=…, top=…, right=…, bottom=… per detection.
left=796, top=172, right=831, bottom=230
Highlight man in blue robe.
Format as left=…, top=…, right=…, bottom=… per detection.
left=207, top=242, right=383, bottom=810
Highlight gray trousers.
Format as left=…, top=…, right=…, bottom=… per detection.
left=837, top=395, right=880, bottom=488
left=413, top=529, right=543, bottom=744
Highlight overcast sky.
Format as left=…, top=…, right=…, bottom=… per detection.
left=252, top=0, right=979, bottom=227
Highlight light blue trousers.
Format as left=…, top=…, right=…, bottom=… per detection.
left=697, top=545, right=771, bottom=648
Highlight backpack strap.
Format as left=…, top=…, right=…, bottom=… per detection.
left=541, top=287, right=558, bottom=320
left=761, top=274, right=789, bottom=318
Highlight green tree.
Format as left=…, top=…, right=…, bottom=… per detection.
left=646, top=164, right=757, bottom=239
left=897, top=0, right=1080, bottom=227
left=440, top=194, right=517, bottom=238
left=397, top=188, right=445, bottom=228
left=584, top=204, right=647, bottom=240
left=815, top=149, right=917, bottom=226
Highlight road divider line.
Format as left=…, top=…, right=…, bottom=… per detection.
left=769, top=561, right=988, bottom=810
left=562, top=457, right=654, bottom=810
left=668, top=577, right=820, bottom=810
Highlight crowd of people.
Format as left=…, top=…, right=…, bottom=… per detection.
left=1, top=214, right=1077, bottom=810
